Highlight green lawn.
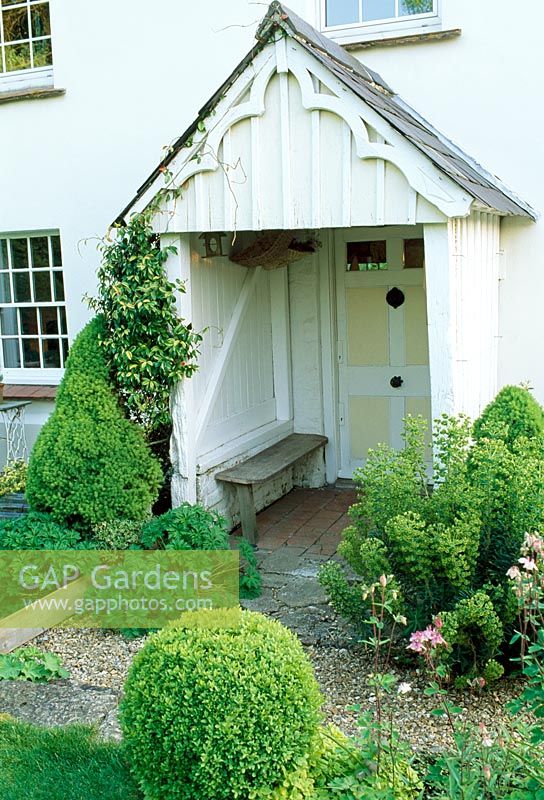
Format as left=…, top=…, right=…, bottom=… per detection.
left=0, top=719, right=141, bottom=800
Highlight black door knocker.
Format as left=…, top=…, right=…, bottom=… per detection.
left=386, top=287, right=405, bottom=309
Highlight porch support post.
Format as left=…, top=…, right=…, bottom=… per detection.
left=162, top=233, right=198, bottom=505
left=269, top=266, right=293, bottom=422
left=319, top=231, right=339, bottom=484
left=423, top=223, right=457, bottom=423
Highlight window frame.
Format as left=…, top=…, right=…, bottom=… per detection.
left=0, top=230, right=68, bottom=385
left=319, top=0, right=441, bottom=43
left=0, top=0, right=53, bottom=94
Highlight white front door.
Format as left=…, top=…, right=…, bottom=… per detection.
left=335, top=228, right=432, bottom=478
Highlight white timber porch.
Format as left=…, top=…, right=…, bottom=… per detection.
left=117, top=3, right=533, bottom=524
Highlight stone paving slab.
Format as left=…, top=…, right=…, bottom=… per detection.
left=0, top=681, right=121, bottom=739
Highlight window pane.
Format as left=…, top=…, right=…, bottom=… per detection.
left=2, top=339, right=20, bottom=368
left=404, top=238, right=425, bottom=269
left=51, top=235, right=62, bottom=266
left=399, top=0, right=433, bottom=15
left=22, top=338, right=41, bottom=368
left=0, top=308, right=18, bottom=336
left=32, top=37, right=51, bottom=67
left=20, top=307, right=38, bottom=335
left=2, top=7, right=29, bottom=42
left=347, top=240, right=387, bottom=271
left=10, top=238, right=28, bottom=269
left=0, top=240, right=7, bottom=270
left=59, top=306, right=67, bottom=335
left=43, top=338, right=60, bottom=367
left=326, top=0, right=359, bottom=26
left=31, top=3, right=50, bottom=37
left=0, top=273, right=11, bottom=303
left=33, top=271, right=51, bottom=301
left=62, top=337, right=69, bottom=366
left=40, top=306, right=58, bottom=334
left=5, top=41, right=31, bottom=71
left=14, top=272, right=31, bottom=302
left=53, top=271, right=64, bottom=301
left=362, top=0, right=395, bottom=21
left=30, top=236, right=49, bottom=269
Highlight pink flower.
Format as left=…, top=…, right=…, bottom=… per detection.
left=524, top=533, right=543, bottom=552
left=407, top=623, right=447, bottom=654
left=483, top=765, right=492, bottom=781
left=519, top=557, right=537, bottom=571
left=506, top=566, right=521, bottom=580
left=379, top=574, right=388, bottom=588
left=434, top=616, right=443, bottom=630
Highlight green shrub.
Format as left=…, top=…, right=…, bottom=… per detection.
left=0, top=512, right=81, bottom=549
left=237, top=538, right=262, bottom=600
left=0, top=459, right=27, bottom=497
left=440, top=591, right=504, bottom=677
left=121, top=608, right=323, bottom=800
left=90, top=519, right=143, bottom=550
left=140, top=504, right=261, bottom=599
left=0, top=647, right=68, bottom=682
left=140, top=503, right=230, bottom=550
left=319, top=399, right=544, bottom=677
left=26, top=317, right=162, bottom=530
left=473, top=385, right=544, bottom=449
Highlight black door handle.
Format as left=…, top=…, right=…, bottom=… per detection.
left=390, top=376, right=403, bottom=388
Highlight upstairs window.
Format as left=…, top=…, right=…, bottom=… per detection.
left=0, top=233, right=68, bottom=377
left=0, top=0, right=52, bottom=90
left=323, top=0, right=438, bottom=37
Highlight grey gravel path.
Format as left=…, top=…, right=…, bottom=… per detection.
left=1, top=548, right=525, bottom=751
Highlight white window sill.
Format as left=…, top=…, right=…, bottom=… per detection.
left=2, top=369, right=63, bottom=386
left=0, top=86, right=65, bottom=105
left=322, top=16, right=442, bottom=46
left=343, top=27, right=461, bottom=50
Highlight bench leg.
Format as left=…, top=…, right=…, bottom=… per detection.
left=236, top=484, right=257, bottom=545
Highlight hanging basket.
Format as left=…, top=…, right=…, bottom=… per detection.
left=230, top=231, right=318, bottom=270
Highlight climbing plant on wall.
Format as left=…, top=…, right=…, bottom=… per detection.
left=89, top=212, right=202, bottom=438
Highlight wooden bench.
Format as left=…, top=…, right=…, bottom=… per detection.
left=216, top=433, right=328, bottom=544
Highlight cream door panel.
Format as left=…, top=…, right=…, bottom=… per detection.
left=349, top=397, right=390, bottom=461
left=404, top=286, right=429, bottom=365
left=347, top=288, right=389, bottom=366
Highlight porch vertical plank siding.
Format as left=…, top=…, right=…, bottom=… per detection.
left=251, top=117, right=262, bottom=230
left=450, top=211, right=500, bottom=419
left=288, top=73, right=313, bottom=229
left=189, top=252, right=276, bottom=457
left=311, top=110, right=321, bottom=228
left=164, top=234, right=198, bottom=504
left=259, top=75, right=284, bottom=229
left=423, top=223, right=457, bottom=422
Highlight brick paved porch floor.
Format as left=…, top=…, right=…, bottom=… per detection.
left=233, top=487, right=359, bottom=645
left=234, top=485, right=357, bottom=554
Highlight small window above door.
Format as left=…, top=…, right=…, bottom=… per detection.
left=347, top=239, right=387, bottom=271
left=403, top=238, right=425, bottom=269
